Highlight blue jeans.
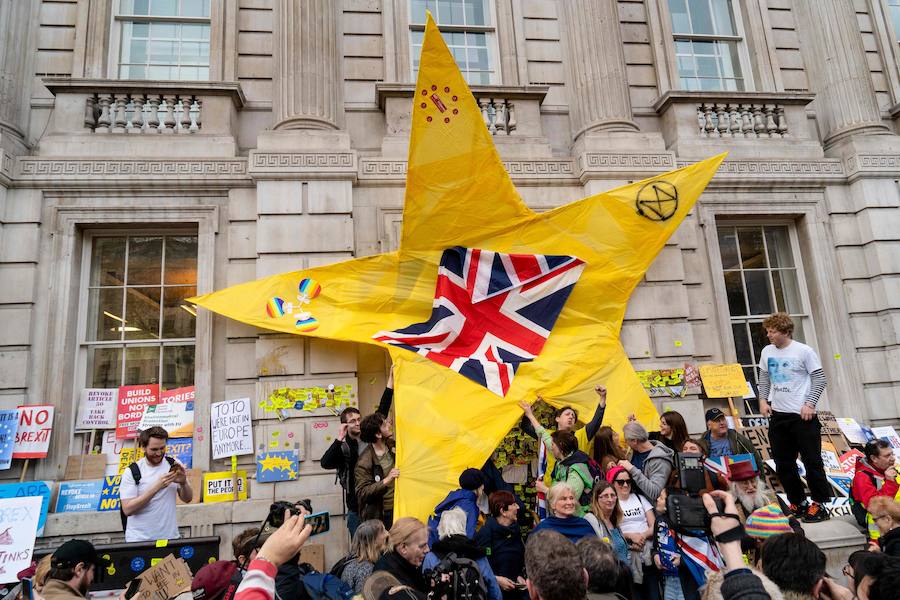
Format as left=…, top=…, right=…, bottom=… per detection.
left=347, top=510, right=360, bottom=538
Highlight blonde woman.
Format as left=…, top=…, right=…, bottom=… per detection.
left=372, top=517, right=430, bottom=593
left=530, top=482, right=597, bottom=543
left=339, top=519, right=390, bottom=592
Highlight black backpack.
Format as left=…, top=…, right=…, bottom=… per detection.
left=120, top=456, right=176, bottom=531
left=555, top=451, right=603, bottom=507
left=427, top=552, right=488, bottom=600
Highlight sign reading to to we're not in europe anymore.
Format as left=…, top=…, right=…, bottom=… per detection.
left=210, top=398, right=253, bottom=460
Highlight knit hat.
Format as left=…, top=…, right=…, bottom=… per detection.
left=605, top=465, right=626, bottom=484
left=192, top=560, right=238, bottom=600
left=728, top=460, right=758, bottom=482
left=745, top=503, right=793, bottom=539
left=459, top=468, right=484, bottom=491
left=363, top=571, right=403, bottom=600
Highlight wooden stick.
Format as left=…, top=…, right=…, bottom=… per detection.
left=231, top=455, right=239, bottom=502
left=19, top=458, right=29, bottom=482
left=727, top=397, right=742, bottom=431
left=88, top=429, right=97, bottom=454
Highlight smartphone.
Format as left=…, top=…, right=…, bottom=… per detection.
left=123, top=578, right=141, bottom=600
left=304, top=511, right=330, bottom=536
left=21, top=578, right=33, bottom=600
left=169, top=462, right=178, bottom=472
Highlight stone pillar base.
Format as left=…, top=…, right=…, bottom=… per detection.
left=257, top=129, right=351, bottom=152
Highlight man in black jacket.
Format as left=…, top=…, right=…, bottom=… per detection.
left=319, top=373, right=394, bottom=537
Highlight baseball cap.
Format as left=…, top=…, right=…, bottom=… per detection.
left=51, top=540, right=104, bottom=569
left=705, top=408, right=726, bottom=422
left=192, top=560, right=238, bottom=600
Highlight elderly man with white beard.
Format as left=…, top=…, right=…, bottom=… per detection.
left=728, top=461, right=773, bottom=521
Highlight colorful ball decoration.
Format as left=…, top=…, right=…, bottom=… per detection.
left=298, top=278, right=322, bottom=299
left=266, top=297, right=286, bottom=318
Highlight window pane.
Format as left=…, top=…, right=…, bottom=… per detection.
left=125, top=287, right=162, bottom=340
left=410, top=0, right=436, bottom=24
left=748, top=321, right=768, bottom=366
left=149, top=40, right=177, bottom=63
left=150, top=0, right=177, bottom=16
left=128, top=39, right=148, bottom=63
left=669, top=0, right=690, bottom=33
left=133, top=22, right=149, bottom=38
left=464, top=0, right=487, bottom=25
left=165, top=236, right=198, bottom=284
left=89, top=288, right=125, bottom=341
left=90, top=238, right=126, bottom=286
left=717, top=228, right=739, bottom=269
left=731, top=322, right=752, bottom=365
left=764, top=226, right=794, bottom=267
left=89, top=346, right=123, bottom=388
left=162, top=286, right=196, bottom=338
left=687, top=0, right=714, bottom=34
left=181, top=0, right=210, bottom=18
left=744, top=270, right=774, bottom=315
left=124, top=346, right=160, bottom=385
left=738, top=227, right=767, bottom=268
left=891, top=5, right=900, bottom=42
left=162, top=345, right=195, bottom=390
left=128, top=237, right=163, bottom=285
left=724, top=271, right=746, bottom=316
left=772, top=269, right=802, bottom=314
left=711, top=0, right=736, bottom=35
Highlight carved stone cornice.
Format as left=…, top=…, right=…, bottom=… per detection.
left=249, top=151, right=357, bottom=179
left=579, top=152, right=675, bottom=172
left=358, top=158, right=576, bottom=183
left=14, top=158, right=249, bottom=186
left=843, top=153, right=900, bottom=181
left=678, top=158, right=846, bottom=186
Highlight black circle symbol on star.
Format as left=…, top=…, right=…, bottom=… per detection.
left=635, top=180, right=679, bottom=221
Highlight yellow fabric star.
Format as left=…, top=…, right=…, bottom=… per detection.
left=191, top=15, right=725, bottom=520
left=258, top=454, right=293, bottom=473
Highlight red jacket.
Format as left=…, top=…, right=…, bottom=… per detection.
left=851, top=457, right=899, bottom=509
left=234, top=559, right=277, bottom=600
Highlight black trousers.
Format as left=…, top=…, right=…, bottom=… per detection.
left=769, top=411, right=832, bottom=505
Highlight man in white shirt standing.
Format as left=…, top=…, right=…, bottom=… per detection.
left=120, top=426, right=193, bottom=542
left=758, top=312, right=830, bottom=523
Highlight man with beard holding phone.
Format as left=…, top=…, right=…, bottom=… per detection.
left=120, top=426, right=193, bottom=542
left=42, top=540, right=108, bottom=600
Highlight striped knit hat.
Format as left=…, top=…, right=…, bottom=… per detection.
left=745, top=503, right=793, bottom=539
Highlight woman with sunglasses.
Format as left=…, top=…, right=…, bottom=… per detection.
left=583, top=480, right=629, bottom=564
left=608, top=465, right=658, bottom=600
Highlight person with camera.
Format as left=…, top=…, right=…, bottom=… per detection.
left=119, top=426, right=192, bottom=542
left=851, top=440, right=900, bottom=540
left=355, top=411, right=399, bottom=529
left=319, top=374, right=394, bottom=538
left=423, top=507, right=503, bottom=600
left=234, top=510, right=313, bottom=600
left=757, top=312, right=830, bottom=523
left=618, top=421, right=674, bottom=504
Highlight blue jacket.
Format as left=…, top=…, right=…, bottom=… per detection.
left=422, top=534, right=503, bottom=600
left=531, top=516, right=597, bottom=544
left=428, top=488, right=480, bottom=546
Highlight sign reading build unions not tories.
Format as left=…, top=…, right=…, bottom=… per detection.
left=116, top=385, right=159, bottom=440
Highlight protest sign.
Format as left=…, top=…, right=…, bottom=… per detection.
left=0, top=410, right=18, bottom=470
left=138, top=401, right=194, bottom=438
left=99, top=475, right=121, bottom=511
left=840, top=449, right=864, bottom=477
left=112, top=438, right=192, bottom=474
left=740, top=415, right=769, bottom=429
left=817, top=411, right=842, bottom=437
left=0, top=481, right=52, bottom=536
left=116, top=385, right=159, bottom=439
left=135, top=554, right=193, bottom=600
left=160, top=386, right=195, bottom=404
left=101, top=430, right=125, bottom=475
left=821, top=441, right=844, bottom=477
left=837, top=417, right=868, bottom=445
left=167, top=438, right=193, bottom=468
left=256, top=447, right=299, bottom=483
left=699, top=364, right=747, bottom=398
left=13, top=405, right=54, bottom=458
left=202, top=471, right=247, bottom=502
left=210, top=398, right=253, bottom=459
left=871, top=426, right=900, bottom=450
left=0, top=496, right=43, bottom=583
left=635, top=368, right=686, bottom=398
left=55, top=480, right=103, bottom=512
left=76, top=389, right=118, bottom=430
left=827, top=474, right=852, bottom=497
left=63, top=454, right=107, bottom=480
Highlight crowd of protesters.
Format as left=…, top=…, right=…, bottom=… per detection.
left=14, top=312, right=900, bottom=600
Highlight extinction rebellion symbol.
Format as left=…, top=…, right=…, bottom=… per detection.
left=635, top=180, right=678, bottom=221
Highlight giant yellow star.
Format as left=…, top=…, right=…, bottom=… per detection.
left=191, top=15, right=725, bottom=520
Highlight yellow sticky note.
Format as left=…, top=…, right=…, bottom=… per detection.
left=834, top=353, right=841, bottom=360
left=155, top=539, right=168, bottom=548
left=270, top=441, right=278, bottom=448
left=674, top=340, right=682, bottom=347
left=272, top=431, right=280, bottom=437
left=151, top=558, right=162, bottom=566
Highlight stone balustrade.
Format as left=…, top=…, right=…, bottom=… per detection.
left=653, top=91, right=818, bottom=159
left=40, top=79, right=245, bottom=156
left=478, top=97, right=516, bottom=135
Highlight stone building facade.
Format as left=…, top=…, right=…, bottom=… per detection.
left=0, top=0, right=899, bottom=562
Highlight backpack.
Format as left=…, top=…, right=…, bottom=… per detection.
left=328, top=554, right=354, bottom=579
left=427, top=552, right=488, bottom=600
left=301, top=572, right=355, bottom=600
left=556, top=451, right=603, bottom=507
left=849, top=470, right=878, bottom=528
left=120, top=456, right=176, bottom=531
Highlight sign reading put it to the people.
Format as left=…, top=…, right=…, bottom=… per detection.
left=202, top=471, right=248, bottom=503
left=698, top=364, right=747, bottom=398
left=210, top=398, right=253, bottom=460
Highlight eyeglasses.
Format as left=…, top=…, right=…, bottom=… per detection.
left=874, top=514, right=891, bottom=523
left=613, top=479, right=631, bottom=486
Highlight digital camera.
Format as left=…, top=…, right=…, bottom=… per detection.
left=666, top=452, right=723, bottom=533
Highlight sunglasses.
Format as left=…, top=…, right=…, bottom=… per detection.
left=614, top=479, right=632, bottom=486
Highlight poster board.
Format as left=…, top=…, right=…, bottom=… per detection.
left=56, top=480, right=103, bottom=512
left=202, top=471, right=248, bottom=503
left=138, top=402, right=194, bottom=438
left=0, top=496, right=42, bottom=583
left=0, top=410, right=18, bottom=470
left=160, top=386, right=195, bottom=404
left=76, top=389, right=118, bottom=430
left=64, top=454, right=108, bottom=480
left=135, top=554, right=193, bottom=600
left=210, top=398, right=253, bottom=459
left=13, top=405, right=54, bottom=458
left=698, top=364, right=747, bottom=398
left=98, top=475, right=121, bottom=511
left=256, top=447, right=300, bottom=483
left=837, top=418, right=868, bottom=445
left=116, top=385, right=159, bottom=439
left=0, top=481, right=52, bottom=537
left=871, top=426, right=900, bottom=450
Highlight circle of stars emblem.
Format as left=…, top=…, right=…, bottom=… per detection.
left=420, top=84, right=460, bottom=125
left=635, top=180, right=679, bottom=221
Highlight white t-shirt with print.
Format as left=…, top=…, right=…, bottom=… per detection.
left=119, top=457, right=184, bottom=542
left=758, top=340, right=822, bottom=414
left=618, top=493, right=652, bottom=534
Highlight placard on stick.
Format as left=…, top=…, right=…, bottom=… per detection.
left=699, top=364, right=747, bottom=398
left=0, top=496, right=43, bottom=583
left=76, top=389, right=118, bottom=430
left=210, top=398, right=253, bottom=460
left=13, top=405, right=55, bottom=459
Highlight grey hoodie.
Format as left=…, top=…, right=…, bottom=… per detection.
left=626, top=440, right=674, bottom=502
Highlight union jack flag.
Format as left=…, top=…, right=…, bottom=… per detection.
left=373, top=246, right=585, bottom=396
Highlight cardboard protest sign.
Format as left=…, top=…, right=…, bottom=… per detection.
left=116, top=385, right=159, bottom=439
left=202, top=471, right=247, bottom=502
left=76, top=389, right=118, bottom=430
left=0, top=496, right=43, bottom=583
left=138, top=401, right=194, bottom=438
left=135, top=554, right=193, bottom=600
left=177, top=469, right=202, bottom=505
left=98, top=475, right=121, bottom=511
left=817, top=411, right=842, bottom=437
left=63, top=454, right=107, bottom=480
left=0, top=410, right=18, bottom=470
left=101, top=430, right=125, bottom=475
left=821, top=441, right=844, bottom=476
left=699, top=364, right=747, bottom=398
left=740, top=415, right=769, bottom=429
left=0, top=481, right=52, bottom=536
left=871, top=426, right=900, bottom=450
left=827, top=474, right=852, bottom=497
left=13, top=405, right=54, bottom=458
left=55, top=480, right=103, bottom=512
left=210, top=398, right=253, bottom=459
left=837, top=417, right=868, bottom=445
left=256, top=447, right=299, bottom=483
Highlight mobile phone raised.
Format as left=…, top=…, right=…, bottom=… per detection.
left=304, top=511, right=330, bottom=536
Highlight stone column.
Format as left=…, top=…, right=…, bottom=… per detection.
left=558, top=0, right=638, bottom=138
left=272, top=0, right=343, bottom=130
left=793, top=0, right=888, bottom=146
left=0, top=0, right=33, bottom=138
